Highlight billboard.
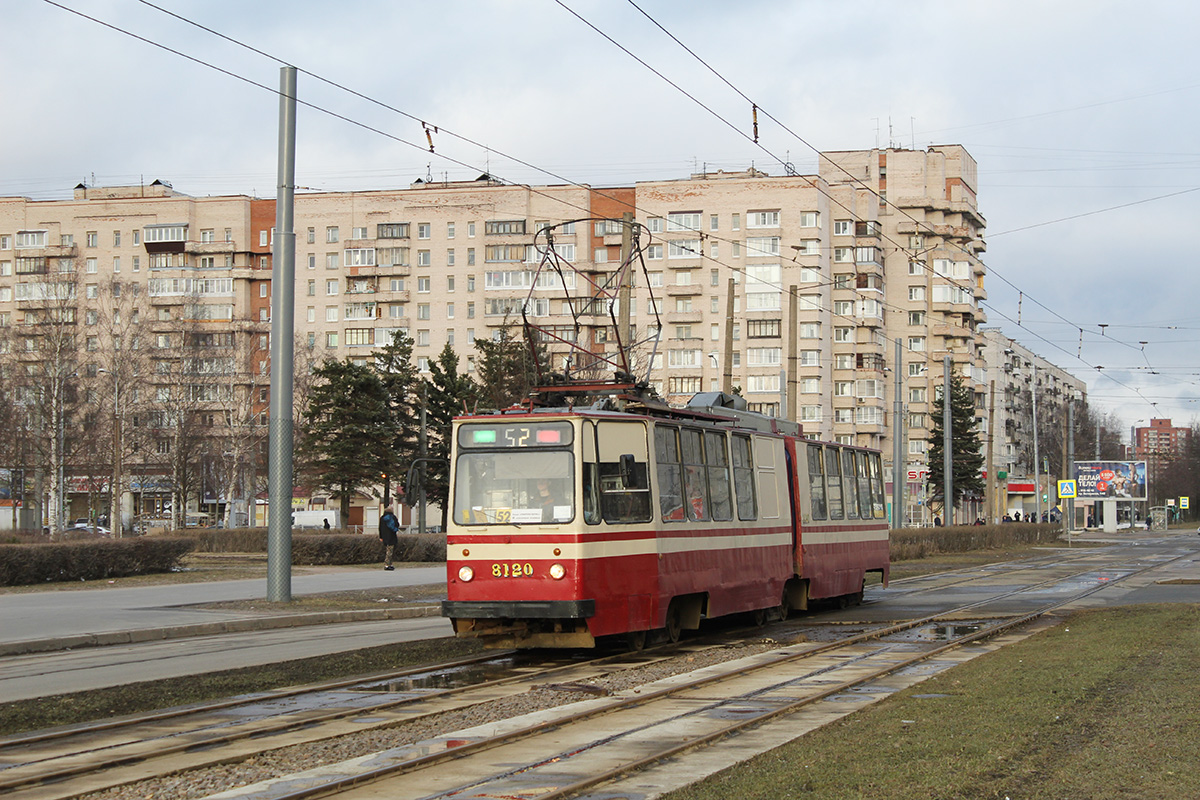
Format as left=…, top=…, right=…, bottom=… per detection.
left=1073, top=461, right=1147, bottom=501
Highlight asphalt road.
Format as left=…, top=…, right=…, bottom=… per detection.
left=0, top=565, right=445, bottom=647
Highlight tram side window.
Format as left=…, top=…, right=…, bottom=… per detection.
left=842, top=449, right=860, bottom=519
left=825, top=446, right=844, bottom=519
left=732, top=434, right=758, bottom=520
left=656, top=426, right=686, bottom=522
left=868, top=453, right=886, bottom=518
left=705, top=431, right=733, bottom=521
left=582, top=421, right=601, bottom=524
left=853, top=451, right=873, bottom=519
left=681, top=428, right=709, bottom=522
left=806, top=443, right=826, bottom=520
left=594, top=420, right=652, bottom=524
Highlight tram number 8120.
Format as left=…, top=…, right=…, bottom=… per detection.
left=492, top=562, right=535, bottom=578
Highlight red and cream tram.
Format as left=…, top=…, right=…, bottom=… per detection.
left=442, top=391, right=889, bottom=648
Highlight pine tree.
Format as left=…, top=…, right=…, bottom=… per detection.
left=373, top=331, right=421, bottom=506
left=297, top=359, right=398, bottom=522
left=423, top=344, right=478, bottom=527
left=474, top=322, right=545, bottom=411
left=925, top=371, right=985, bottom=521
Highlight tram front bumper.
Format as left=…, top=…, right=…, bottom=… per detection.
left=442, top=600, right=597, bottom=648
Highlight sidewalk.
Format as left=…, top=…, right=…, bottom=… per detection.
left=0, top=565, right=446, bottom=657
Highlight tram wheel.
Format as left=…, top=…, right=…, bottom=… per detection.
left=777, top=591, right=791, bottom=621
left=752, top=608, right=768, bottom=627
left=625, top=630, right=647, bottom=651
left=664, top=602, right=683, bottom=643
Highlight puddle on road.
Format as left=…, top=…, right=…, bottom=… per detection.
left=358, top=658, right=520, bottom=693
left=883, top=622, right=985, bottom=643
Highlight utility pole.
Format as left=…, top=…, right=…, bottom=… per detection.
left=1067, top=399, right=1076, bottom=540
left=722, top=277, right=735, bottom=395
left=986, top=380, right=996, bottom=524
left=787, top=286, right=798, bottom=421
left=891, top=337, right=904, bottom=529
left=618, top=212, right=634, bottom=360
left=418, top=383, right=428, bottom=534
left=1032, top=362, right=1041, bottom=525
left=267, top=66, right=297, bottom=602
left=943, top=355, right=952, bottom=525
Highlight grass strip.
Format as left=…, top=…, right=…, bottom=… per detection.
left=664, top=603, right=1200, bottom=800
left=0, top=637, right=483, bottom=737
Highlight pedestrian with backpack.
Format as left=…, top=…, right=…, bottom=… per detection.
left=379, top=504, right=400, bottom=571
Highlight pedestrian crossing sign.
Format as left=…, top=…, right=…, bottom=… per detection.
left=1057, top=480, right=1077, bottom=499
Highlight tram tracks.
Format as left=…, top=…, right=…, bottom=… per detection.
left=0, top=638, right=776, bottom=800
left=1, top=545, right=1189, bottom=800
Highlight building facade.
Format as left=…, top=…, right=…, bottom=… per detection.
left=980, top=329, right=1088, bottom=520
left=0, top=146, right=991, bottom=528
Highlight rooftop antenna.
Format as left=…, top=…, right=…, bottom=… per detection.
left=911, top=117, right=916, bottom=150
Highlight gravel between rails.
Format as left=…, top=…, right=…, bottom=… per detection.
left=78, top=637, right=791, bottom=800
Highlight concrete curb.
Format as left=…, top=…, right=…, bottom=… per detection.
left=0, top=604, right=443, bottom=657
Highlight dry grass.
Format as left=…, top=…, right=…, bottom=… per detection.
left=664, top=604, right=1200, bottom=800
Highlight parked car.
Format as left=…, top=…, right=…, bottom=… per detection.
left=71, top=518, right=90, bottom=529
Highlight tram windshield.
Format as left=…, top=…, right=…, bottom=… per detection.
left=453, top=450, right=574, bottom=525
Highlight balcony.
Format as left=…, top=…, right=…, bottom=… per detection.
left=665, top=284, right=703, bottom=297
left=933, top=324, right=973, bottom=340
left=664, top=310, right=703, bottom=324
left=185, top=241, right=237, bottom=255
left=16, top=243, right=79, bottom=258
left=344, top=262, right=412, bottom=278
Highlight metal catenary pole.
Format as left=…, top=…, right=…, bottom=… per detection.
left=892, top=337, right=904, bottom=528
left=943, top=355, right=952, bottom=524
left=267, top=66, right=297, bottom=602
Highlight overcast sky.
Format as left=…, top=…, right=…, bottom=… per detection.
left=5, top=0, right=1198, bottom=438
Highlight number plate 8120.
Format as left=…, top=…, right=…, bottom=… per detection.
left=492, top=562, right=534, bottom=578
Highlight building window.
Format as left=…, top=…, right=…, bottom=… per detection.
left=326, top=332, right=338, bottom=348
left=909, top=286, right=926, bottom=301
left=418, top=223, right=431, bottom=239
left=86, top=231, right=98, bottom=247
left=746, top=210, right=779, bottom=228
left=326, top=279, right=338, bottom=295
left=485, top=220, right=526, bottom=235
left=666, top=212, right=702, bottom=232
left=668, top=240, right=700, bottom=259
left=352, top=226, right=368, bottom=239
left=326, top=227, right=339, bottom=243
left=418, top=304, right=430, bottom=320
left=418, top=250, right=431, bottom=266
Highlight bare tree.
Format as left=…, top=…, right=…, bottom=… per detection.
left=14, top=263, right=84, bottom=537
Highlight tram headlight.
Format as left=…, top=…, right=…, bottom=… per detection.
left=458, top=565, right=475, bottom=582
left=549, top=563, right=566, bottom=580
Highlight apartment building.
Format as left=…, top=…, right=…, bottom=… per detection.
left=980, top=330, right=1088, bottom=519
left=0, top=146, right=989, bottom=527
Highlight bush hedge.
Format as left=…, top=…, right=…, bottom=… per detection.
left=889, top=522, right=1061, bottom=561
left=0, top=537, right=196, bottom=586
left=186, top=528, right=445, bottom=565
